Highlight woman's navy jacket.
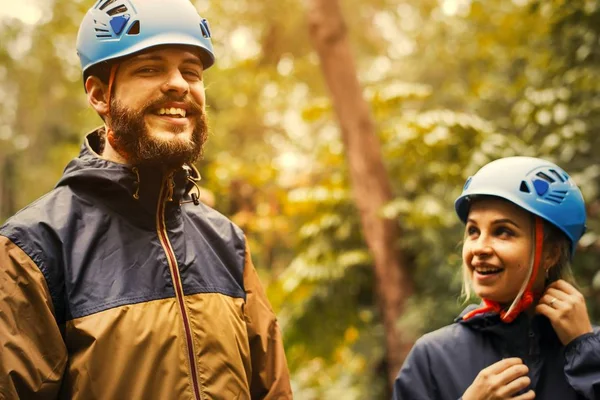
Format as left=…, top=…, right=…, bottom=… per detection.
left=393, top=304, right=600, bottom=399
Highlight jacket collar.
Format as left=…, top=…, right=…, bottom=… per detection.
left=56, top=128, right=201, bottom=223
left=455, top=303, right=561, bottom=351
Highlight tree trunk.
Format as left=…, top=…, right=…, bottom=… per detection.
left=305, top=0, right=414, bottom=389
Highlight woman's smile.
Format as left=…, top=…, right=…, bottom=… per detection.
left=463, top=198, right=535, bottom=304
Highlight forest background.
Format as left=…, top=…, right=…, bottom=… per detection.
left=1, top=0, right=599, bottom=398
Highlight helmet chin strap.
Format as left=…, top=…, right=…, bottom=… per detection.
left=500, top=216, right=544, bottom=322
left=104, top=63, right=131, bottom=161
left=462, top=217, right=545, bottom=323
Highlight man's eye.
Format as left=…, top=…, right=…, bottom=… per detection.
left=184, top=70, right=202, bottom=79
left=466, top=226, right=478, bottom=236
left=137, top=67, right=159, bottom=74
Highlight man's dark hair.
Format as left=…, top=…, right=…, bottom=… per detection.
left=84, top=61, right=113, bottom=85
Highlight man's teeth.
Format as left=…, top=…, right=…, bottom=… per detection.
left=157, top=108, right=186, bottom=117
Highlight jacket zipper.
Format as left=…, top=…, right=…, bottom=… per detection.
left=156, top=176, right=204, bottom=400
left=526, top=321, right=540, bottom=392
left=528, top=327, right=535, bottom=357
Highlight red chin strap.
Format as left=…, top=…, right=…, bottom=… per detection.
left=462, top=217, right=545, bottom=323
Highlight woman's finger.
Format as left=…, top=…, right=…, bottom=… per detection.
left=514, top=389, right=536, bottom=400
left=548, top=279, right=578, bottom=295
left=485, top=358, right=524, bottom=374
left=498, top=375, right=531, bottom=397
left=496, top=363, right=529, bottom=386
left=539, top=294, right=567, bottom=310
left=535, top=303, right=558, bottom=318
left=543, top=287, right=570, bottom=302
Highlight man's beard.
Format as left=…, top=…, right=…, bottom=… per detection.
left=107, top=95, right=208, bottom=168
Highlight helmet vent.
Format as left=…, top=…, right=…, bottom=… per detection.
left=549, top=169, right=566, bottom=182
left=463, top=176, right=472, bottom=191
left=547, top=189, right=567, bottom=203
left=536, top=171, right=555, bottom=183
left=200, top=19, right=212, bottom=38
left=107, top=5, right=128, bottom=16
left=96, top=21, right=112, bottom=38
left=99, top=0, right=117, bottom=10
left=92, top=0, right=131, bottom=39
left=519, top=181, right=530, bottom=193
left=546, top=194, right=566, bottom=204
left=127, top=20, right=140, bottom=35
left=80, top=0, right=216, bottom=76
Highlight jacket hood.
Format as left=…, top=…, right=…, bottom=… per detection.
left=56, top=128, right=202, bottom=226
left=455, top=303, right=561, bottom=354
left=57, top=128, right=138, bottom=196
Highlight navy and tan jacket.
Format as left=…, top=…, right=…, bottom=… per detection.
left=0, top=130, right=292, bottom=399
left=393, top=304, right=600, bottom=399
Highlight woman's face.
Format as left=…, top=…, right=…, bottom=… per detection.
left=462, top=198, right=538, bottom=304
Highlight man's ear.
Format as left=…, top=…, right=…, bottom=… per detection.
left=85, top=76, right=110, bottom=118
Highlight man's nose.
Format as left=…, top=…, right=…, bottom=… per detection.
left=161, top=70, right=189, bottom=96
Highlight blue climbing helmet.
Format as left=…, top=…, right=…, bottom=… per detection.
left=455, top=157, right=587, bottom=255
left=76, top=0, right=215, bottom=81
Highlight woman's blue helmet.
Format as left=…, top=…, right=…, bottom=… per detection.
left=455, top=157, right=587, bottom=255
left=76, top=0, right=215, bottom=81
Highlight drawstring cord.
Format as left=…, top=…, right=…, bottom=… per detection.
left=130, top=164, right=202, bottom=205
left=132, top=167, right=140, bottom=200
left=130, top=168, right=176, bottom=203
left=181, top=165, right=202, bottom=206
left=185, top=177, right=202, bottom=206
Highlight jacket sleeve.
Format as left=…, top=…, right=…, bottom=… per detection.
left=242, top=241, right=293, bottom=399
left=392, top=337, right=439, bottom=400
left=0, top=235, right=67, bottom=399
left=564, top=329, right=600, bottom=399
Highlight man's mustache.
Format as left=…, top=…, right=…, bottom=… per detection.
left=143, top=95, right=204, bottom=117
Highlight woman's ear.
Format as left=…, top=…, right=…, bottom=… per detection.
left=85, top=76, right=109, bottom=118
left=543, top=243, right=561, bottom=273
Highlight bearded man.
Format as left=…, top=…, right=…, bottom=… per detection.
left=0, top=0, right=292, bottom=399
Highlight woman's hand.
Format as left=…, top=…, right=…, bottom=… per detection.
left=462, top=358, right=535, bottom=400
left=535, top=279, right=593, bottom=346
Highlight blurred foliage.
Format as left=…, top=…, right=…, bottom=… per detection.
left=1, top=0, right=599, bottom=397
